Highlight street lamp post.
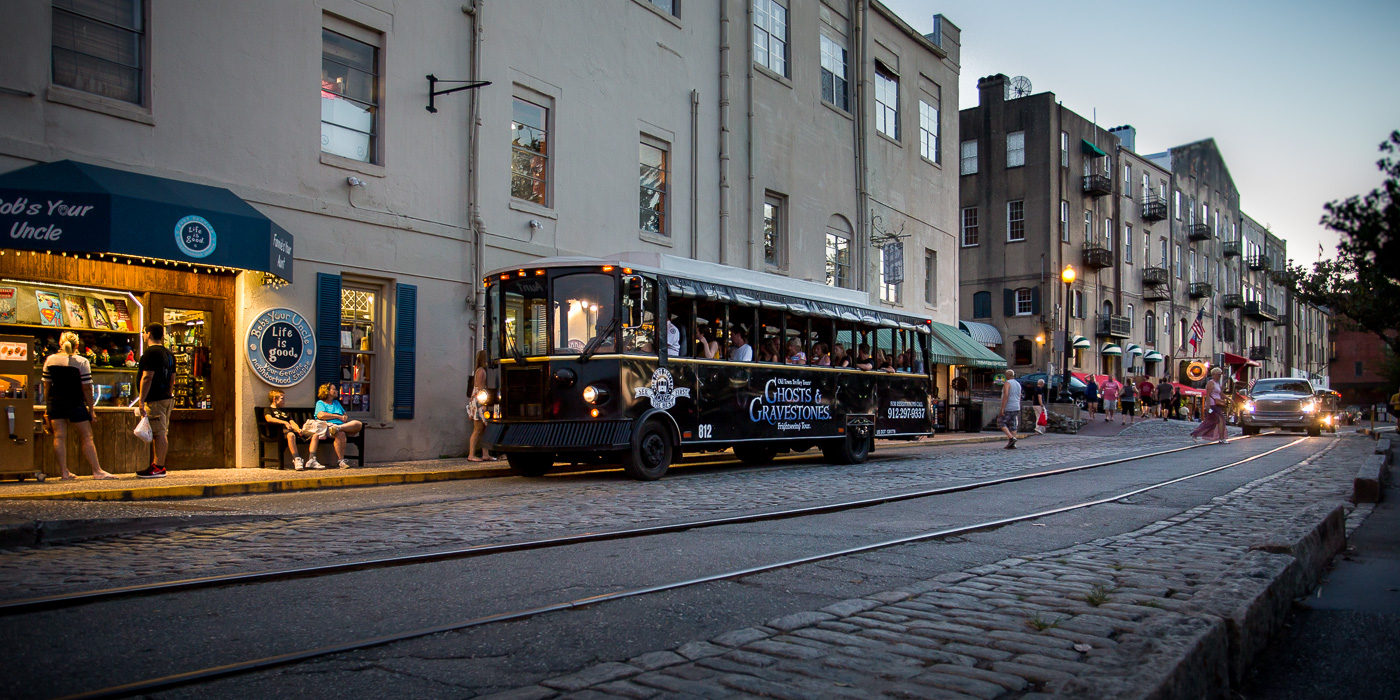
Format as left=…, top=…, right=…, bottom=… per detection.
left=1061, top=264, right=1076, bottom=403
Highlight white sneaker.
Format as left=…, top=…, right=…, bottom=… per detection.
left=307, top=457, right=324, bottom=470
left=293, top=457, right=304, bottom=471
left=337, top=459, right=350, bottom=469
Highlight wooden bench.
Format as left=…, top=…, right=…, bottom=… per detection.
left=255, top=406, right=365, bottom=469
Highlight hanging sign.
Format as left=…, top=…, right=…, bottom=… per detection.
left=246, top=307, right=316, bottom=387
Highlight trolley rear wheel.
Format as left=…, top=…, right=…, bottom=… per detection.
left=623, top=420, right=673, bottom=481
left=506, top=452, right=555, bottom=477
left=822, top=431, right=871, bottom=465
left=732, top=444, right=778, bottom=466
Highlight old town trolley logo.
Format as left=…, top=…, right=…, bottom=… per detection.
left=634, top=367, right=690, bottom=410
left=748, top=377, right=831, bottom=432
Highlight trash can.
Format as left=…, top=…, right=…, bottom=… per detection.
left=964, top=404, right=982, bottom=433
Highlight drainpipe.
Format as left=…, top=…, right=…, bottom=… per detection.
left=853, top=0, right=870, bottom=292
left=465, top=1, right=486, bottom=347
left=690, top=89, right=700, bottom=260
left=718, top=2, right=731, bottom=265
left=745, top=0, right=756, bottom=270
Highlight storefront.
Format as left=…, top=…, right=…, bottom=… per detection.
left=0, top=160, right=294, bottom=474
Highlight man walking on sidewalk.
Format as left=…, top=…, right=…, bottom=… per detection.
left=136, top=323, right=176, bottom=478
left=998, top=369, right=1022, bottom=449
left=1033, top=378, right=1047, bottom=434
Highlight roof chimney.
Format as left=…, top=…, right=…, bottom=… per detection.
left=1108, top=125, right=1136, bottom=153
left=976, top=74, right=1007, bottom=107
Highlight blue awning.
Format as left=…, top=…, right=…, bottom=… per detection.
left=0, top=160, right=294, bottom=282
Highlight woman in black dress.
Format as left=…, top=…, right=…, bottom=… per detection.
left=42, top=332, right=115, bottom=480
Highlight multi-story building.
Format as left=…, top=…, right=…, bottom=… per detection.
left=1287, top=300, right=1330, bottom=387
left=0, top=1, right=964, bottom=470
left=957, top=75, right=1171, bottom=380
left=1329, top=323, right=1396, bottom=406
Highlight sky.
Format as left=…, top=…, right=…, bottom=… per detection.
left=882, top=0, right=1400, bottom=264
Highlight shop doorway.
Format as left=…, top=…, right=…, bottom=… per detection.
left=147, top=294, right=229, bottom=469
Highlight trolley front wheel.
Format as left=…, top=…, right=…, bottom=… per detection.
left=623, top=420, right=673, bottom=481
left=506, top=452, right=555, bottom=478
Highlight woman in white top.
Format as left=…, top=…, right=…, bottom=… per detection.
left=42, top=332, right=116, bottom=480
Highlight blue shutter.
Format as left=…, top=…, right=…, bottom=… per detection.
left=315, top=273, right=342, bottom=390
left=1030, top=286, right=1041, bottom=316
left=1003, top=289, right=1014, bottom=317
left=393, top=283, right=417, bottom=419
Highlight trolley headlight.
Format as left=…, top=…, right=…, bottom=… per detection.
left=475, top=389, right=493, bottom=406
left=582, top=384, right=610, bottom=405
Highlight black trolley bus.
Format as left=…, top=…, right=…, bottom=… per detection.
left=479, top=253, right=939, bottom=480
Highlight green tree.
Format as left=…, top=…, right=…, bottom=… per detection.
left=1287, top=131, right=1400, bottom=356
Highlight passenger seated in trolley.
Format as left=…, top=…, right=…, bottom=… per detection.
left=785, top=338, right=806, bottom=365
left=831, top=343, right=851, bottom=368
left=728, top=328, right=753, bottom=361
left=811, top=342, right=831, bottom=366
left=854, top=343, right=875, bottom=370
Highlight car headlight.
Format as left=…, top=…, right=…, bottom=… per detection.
left=476, top=389, right=493, bottom=406
left=582, top=384, right=610, bottom=405
left=1301, top=401, right=1317, bottom=413
left=1244, top=401, right=1255, bottom=413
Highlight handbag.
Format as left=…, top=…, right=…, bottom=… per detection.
left=301, top=420, right=330, bottom=439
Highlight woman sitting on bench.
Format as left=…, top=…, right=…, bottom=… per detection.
left=308, top=383, right=363, bottom=469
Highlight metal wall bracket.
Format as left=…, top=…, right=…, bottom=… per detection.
left=426, top=74, right=491, bottom=113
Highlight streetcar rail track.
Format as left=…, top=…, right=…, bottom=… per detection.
left=2, top=434, right=1267, bottom=616
left=56, top=436, right=1313, bottom=700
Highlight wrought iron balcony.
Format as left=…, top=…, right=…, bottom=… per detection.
left=1222, top=240, right=1242, bottom=257
left=1097, top=313, right=1131, bottom=338
left=1142, top=266, right=1170, bottom=286
left=1248, top=345, right=1269, bottom=361
left=1143, top=286, right=1171, bottom=302
left=1247, top=254, right=1272, bottom=271
left=1270, top=268, right=1290, bottom=285
left=1141, top=195, right=1168, bottom=222
left=1189, top=282, right=1213, bottom=299
left=1082, top=174, right=1112, bottom=197
left=1222, top=293, right=1244, bottom=309
left=1220, top=318, right=1236, bottom=343
left=1082, top=244, right=1113, bottom=270
left=1188, top=224, right=1212, bottom=241
left=1245, top=300, right=1278, bottom=322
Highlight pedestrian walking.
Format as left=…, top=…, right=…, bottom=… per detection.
left=1033, top=378, right=1047, bottom=434
left=136, top=323, right=176, bottom=478
left=998, top=369, right=1022, bottom=449
left=1170, top=386, right=1184, bottom=421
left=1101, top=375, right=1122, bottom=422
left=1120, top=378, right=1137, bottom=426
left=467, top=350, right=495, bottom=462
left=1156, top=377, right=1174, bottom=420
left=1139, top=377, right=1155, bottom=418
left=1389, top=387, right=1400, bottom=424
left=1191, top=367, right=1229, bottom=443
left=42, top=331, right=116, bottom=480
left=1084, top=376, right=1099, bottom=420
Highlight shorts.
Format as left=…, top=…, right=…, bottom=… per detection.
left=1102, top=399, right=1117, bottom=411
left=997, top=410, right=1020, bottom=431
left=1121, top=401, right=1136, bottom=415
left=146, top=398, right=173, bottom=436
left=48, top=403, right=91, bottom=423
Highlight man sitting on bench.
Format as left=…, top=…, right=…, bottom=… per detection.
left=264, top=389, right=308, bottom=470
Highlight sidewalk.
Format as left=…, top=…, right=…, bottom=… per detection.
left=0, top=430, right=1023, bottom=502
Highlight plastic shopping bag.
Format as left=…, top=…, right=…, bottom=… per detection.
left=133, top=415, right=153, bottom=443
left=1037, top=409, right=1048, bottom=427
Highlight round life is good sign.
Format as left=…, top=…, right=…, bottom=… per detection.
left=246, top=307, right=316, bottom=387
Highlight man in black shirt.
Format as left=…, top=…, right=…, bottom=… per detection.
left=137, top=323, right=176, bottom=478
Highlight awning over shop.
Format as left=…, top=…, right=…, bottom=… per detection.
left=1071, top=335, right=1092, bottom=349
left=1220, top=351, right=1261, bottom=368
left=1101, top=343, right=1123, bottom=356
left=958, top=320, right=1003, bottom=348
left=1144, top=350, right=1165, bottom=362
left=929, top=321, right=1007, bottom=370
left=1169, top=382, right=1204, bottom=398
left=1125, top=344, right=1144, bottom=356
left=0, top=160, right=294, bottom=281
left=1081, top=139, right=1107, bottom=157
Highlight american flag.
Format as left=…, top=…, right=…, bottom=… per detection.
left=1187, top=308, right=1206, bottom=354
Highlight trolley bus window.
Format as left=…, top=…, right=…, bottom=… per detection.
left=758, top=309, right=783, bottom=363
left=503, top=277, right=548, bottom=358
left=622, top=274, right=657, bottom=354
left=486, top=283, right=500, bottom=363
left=553, top=273, right=615, bottom=354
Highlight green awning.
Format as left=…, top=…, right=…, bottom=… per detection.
left=928, top=322, right=1007, bottom=370
left=1081, top=139, right=1107, bottom=158
left=1144, top=351, right=1164, bottom=362
left=1072, top=335, right=1092, bottom=349
left=1101, top=343, right=1123, bottom=356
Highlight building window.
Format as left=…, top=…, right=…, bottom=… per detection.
left=1355, top=361, right=1363, bottom=377
left=879, top=246, right=902, bottom=304
left=1006, top=131, right=1025, bottom=168
left=1007, top=200, right=1025, bottom=241
left=819, top=34, right=848, bottom=110
left=639, top=139, right=669, bottom=235
left=874, top=65, right=899, bottom=139
left=961, top=207, right=979, bottom=247
left=1060, top=200, right=1069, bottom=242
left=959, top=141, right=981, bottom=177
left=1014, top=288, right=1033, bottom=316
left=973, top=291, right=991, bottom=318
left=1105, top=217, right=1113, bottom=250
left=825, top=230, right=851, bottom=288
left=1013, top=338, right=1033, bottom=366
left=321, top=27, right=380, bottom=163
left=763, top=193, right=785, bottom=268
left=1083, top=210, right=1092, bottom=242
left=511, top=96, right=550, bottom=205
left=339, top=284, right=380, bottom=415
left=52, top=0, right=145, bottom=105
left=1073, top=289, right=1084, bottom=319
left=1124, top=164, right=1132, bottom=196
left=1125, top=223, right=1133, bottom=265
left=1160, top=238, right=1168, bottom=266
left=753, top=0, right=787, bottom=76
left=924, top=249, right=937, bottom=305
left=1142, top=172, right=1150, bottom=200
left=1060, top=131, right=1069, bottom=168
left=1127, top=304, right=1134, bottom=328
left=919, top=100, right=939, bottom=162
left=647, top=0, right=678, bottom=16
left=1188, top=197, right=1196, bottom=225
left=1174, top=244, right=1182, bottom=278
left=1146, top=310, right=1156, bottom=343
left=1174, top=190, right=1182, bottom=219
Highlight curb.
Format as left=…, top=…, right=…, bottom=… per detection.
left=1353, top=438, right=1392, bottom=503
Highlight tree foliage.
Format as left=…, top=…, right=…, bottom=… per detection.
left=1287, top=131, right=1400, bottom=356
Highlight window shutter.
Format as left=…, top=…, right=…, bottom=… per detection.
left=1003, top=289, right=1014, bottom=317
left=1030, top=286, right=1041, bottom=316
left=393, top=283, right=417, bottom=419
left=315, top=273, right=342, bottom=389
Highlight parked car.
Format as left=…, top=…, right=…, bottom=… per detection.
left=1016, top=373, right=1087, bottom=402
left=1239, top=378, right=1327, bottom=436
